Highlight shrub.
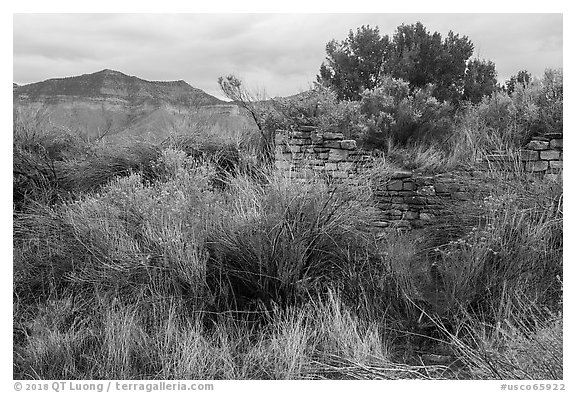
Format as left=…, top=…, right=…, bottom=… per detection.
left=358, top=76, right=455, bottom=149
left=206, top=171, right=379, bottom=311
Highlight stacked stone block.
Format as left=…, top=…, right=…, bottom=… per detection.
left=373, top=171, right=483, bottom=230
left=275, top=126, right=373, bottom=180
left=483, top=133, right=563, bottom=182
left=521, top=133, right=563, bottom=182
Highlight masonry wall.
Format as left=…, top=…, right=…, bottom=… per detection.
left=481, top=133, right=563, bottom=182
left=274, top=125, right=373, bottom=180
left=275, top=126, right=563, bottom=230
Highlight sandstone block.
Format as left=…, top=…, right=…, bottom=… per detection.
left=403, top=181, right=416, bottom=191
left=328, top=149, right=349, bottom=162
left=420, top=213, right=435, bottom=221
left=340, top=140, right=357, bottom=150
left=525, top=160, right=549, bottom=172
left=417, top=185, right=436, bottom=196
left=323, top=132, right=344, bottom=140
left=549, top=160, right=563, bottom=171
left=292, top=138, right=312, bottom=145
left=291, top=131, right=312, bottom=139
left=544, top=173, right=561, bottom=183
left=323, top=141, right=342, bottom=149
left=403, top=211, right=419, bottom=220
left=331, top=171, right=348, bottom=178
left=299, top=125, right=317, bottom=132
left=520, top=149, right=539, bottom=161
left=549, top=139, right=563, bottom=149
left=338, top=162, right=354, bottom=171
left=387, top=180, right=404, bottom=191
left=311, top=134, right=323, bottom=144
left=453, top=192, right=471, bottom=201
left=540, top=150, right=560, bottom=160
left=391, top=170, right=413, bottom=179
left=525, top=140, right=549, bottom=150
left=374, top=221, right=390, bottom=228
left=391, top=203, right=409, bottom=211
left=324, top=163, right=338, bottom=171
left=405, top=196, right=427, bottom=205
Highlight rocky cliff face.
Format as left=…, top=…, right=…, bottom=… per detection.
left=14, top=69, right=257, bottom=141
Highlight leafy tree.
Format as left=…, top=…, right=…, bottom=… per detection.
left=318, top=25, right=390, bottom=101
left=505, top=70, right=532, bottom=95
left=463, top=59, right=498, bottom=104
left=318, top=22, right=475, bottom=103
left=383, top=23, right=474, bottom=103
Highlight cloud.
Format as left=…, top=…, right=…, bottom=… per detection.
left=13, top=13, right=563, bottom=98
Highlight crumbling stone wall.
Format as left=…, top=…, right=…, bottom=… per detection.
left=275, top=126, right=562, bottom=230
left=482, top=133, right=563, bottom=182
left=274, top=125, right=373, bottom=180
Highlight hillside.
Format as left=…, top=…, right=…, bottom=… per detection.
left=13, top=69, right=257, bottom=141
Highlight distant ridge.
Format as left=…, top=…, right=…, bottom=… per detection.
left=13, top=69, right=256, bottom=140
left=14, top=69, right=226, bottom=107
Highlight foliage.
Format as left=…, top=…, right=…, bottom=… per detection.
left=318, top=25, right=389, bottom=101
left=358, top=76, right=455, bottom=148
left=504, top=70, right=532, bottom=95
left=319, top=22, right=477, bottom=103
left=463, top=59, right=498, bottom=104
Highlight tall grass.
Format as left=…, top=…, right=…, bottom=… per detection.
left=14, top=120, right=562, bottom=379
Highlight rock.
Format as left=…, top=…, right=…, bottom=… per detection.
left=549, top=160, right=563, bottom=171
left=403, top=211, right=419, bottom=220
left=322, top=132, right=344, bottom=140
left=520, top=149, right=539, bottom=161
left=323, top=141, right=342, bottom=149
left=291, top=131, right=311, bottom=139
left=387, top=180, right=404, bottom=191
left=299, top=125, right=317, bottom=132
left=544, top=173, right=561, bottom=183
left=328, top=149, right=348, bottom=162
left=338, top=162, right=354, bottom=171
left=417, top=185, right=436, bottom=196
left=549, top=139, right=563, bottom=149
left=311, top=134, right=323, bottom=144
left=525, top=160, right=549, bottom=172
left=391, top=170, right=413, bottom=179
left=420, top=213, right=435, bottom=221
left=453, top=191, right=471, bottom=201
left=340, top=140, right=357, bottom=150
left=540, top=150, right=560, bottom=160
left=403, top=181, right=416, bottom=191
left=525, top=140, right=549, bottom=150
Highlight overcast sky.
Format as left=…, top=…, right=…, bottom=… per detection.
left=13, top=13, right=563, bottom=100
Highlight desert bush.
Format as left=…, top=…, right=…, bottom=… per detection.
left=447, top=303, right=562, bottom=379
left=418, top=167, right=563, bottom=329
left=454, top=68, right=563, bottom=152
left=206, top=171, right=380, bottom=311
left=358, top=76, right=455, bottom=149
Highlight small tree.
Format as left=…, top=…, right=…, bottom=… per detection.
left=463, top=59, right=498, bottom=104
left=218, top=75, right=276, bottom=166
